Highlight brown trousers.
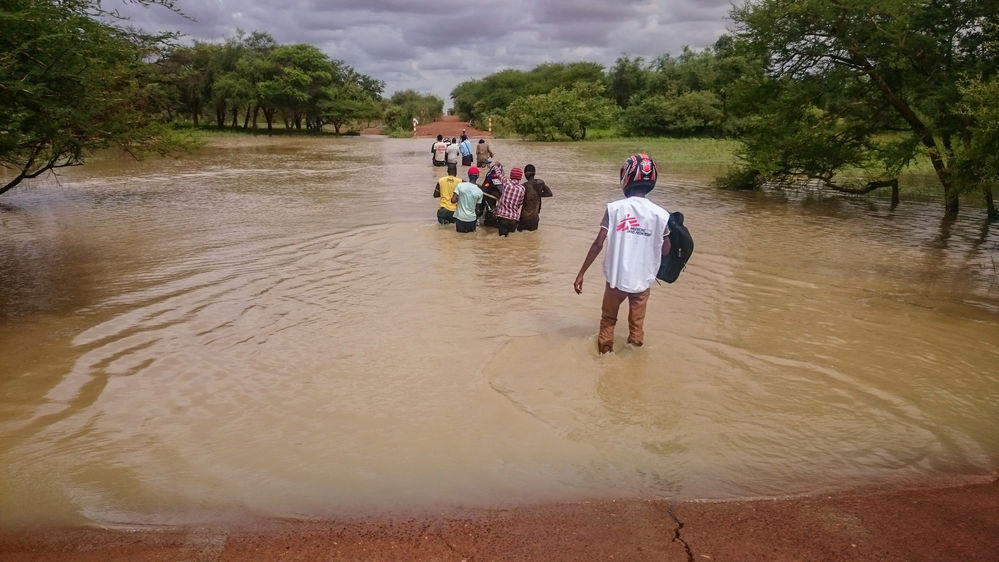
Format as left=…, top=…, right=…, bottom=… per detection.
left=598, top=283, right=650, bottom=352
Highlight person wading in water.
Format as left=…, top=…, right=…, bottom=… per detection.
left=573, top=153, right=671, bottom=354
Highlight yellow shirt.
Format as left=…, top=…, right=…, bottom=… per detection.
left=437, top=175, right=460, bottom=212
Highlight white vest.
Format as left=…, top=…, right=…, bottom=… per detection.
left=603, top=197, right=670, bottom=293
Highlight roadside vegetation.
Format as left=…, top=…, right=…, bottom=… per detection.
left=2, top=0, right=995, bottom=218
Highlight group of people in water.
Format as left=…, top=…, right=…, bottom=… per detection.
left=431, top=132, right=494, bottom=168
left=432, top=137, right=552, bottom=236
left=433, top=136, right=670, bottom=353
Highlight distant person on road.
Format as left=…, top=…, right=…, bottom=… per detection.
left=476, top=138, right=493, bottom=167
left=451, top=166, right=484, bottom=233
left=517, top=164, right=553, bottom=232
left=458, top=134, right=474, bottom=166
left=573, top=153, right=671, bottom=354
left=433, top=163, right=461, bottom=224
left=432, top=135, right=448, bottom=167
left=493, top=167, right=525, bottom=237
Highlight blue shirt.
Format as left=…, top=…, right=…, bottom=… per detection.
left=453, top=182, right=483, bottom=222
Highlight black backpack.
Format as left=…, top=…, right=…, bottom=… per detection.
left=657, top=211, right=693, bottom=283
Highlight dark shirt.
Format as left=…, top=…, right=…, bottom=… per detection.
left=520, top=178, right=553, bottom=219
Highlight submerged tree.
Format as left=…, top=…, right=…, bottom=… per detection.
left=0, top=0, right=194, bottom=196
left=729, top=0, right=998, bottom=218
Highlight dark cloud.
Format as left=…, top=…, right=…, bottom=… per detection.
left=112, top=0, right=732, bottom=105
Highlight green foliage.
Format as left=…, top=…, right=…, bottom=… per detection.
left=383, top=90, right=443, bottom=129
left=0, top=0, right=195, bottom=195
left=622, top=91, right=725, bottom=137
left=506, top=83, right=618, bottom=141
left=451, top=62, right=606, bottom=124
left=321, top=83, right=382, bottom=134
left=148, top=29, right=384, bottom=134
left=956, top=76, right=999, bottom=183
left=729, top=0, right=999, bottom=216
left=455, top=45, right=757, bottom=138
left=605, top=56, right=652, bottom=108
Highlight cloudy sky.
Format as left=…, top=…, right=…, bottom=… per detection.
left=115, top=0, right=736, bottom=107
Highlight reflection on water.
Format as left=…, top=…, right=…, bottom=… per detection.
left=1, top=136, right=998, bottom=527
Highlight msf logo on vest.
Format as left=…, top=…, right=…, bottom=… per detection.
left=616, top=214, right=653, bottom=237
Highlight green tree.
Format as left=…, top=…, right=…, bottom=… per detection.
left=385, top=90, right=443, bottom=129
left=261, top=44, right=335, bottom=130
left=507, top=82, right=618, bottom=141
left=321, top=69, right=384, bottom=134
left=730, top=0, right=998, bottom=217
left=955, top=76, right=999, bottom=217
left=232, top=31, right=278, bottom=129
left=0, top=0, right=193, bottom=196
left=605, top=55, right=652, bottom=108
left=451, top=62, right=606, bottom=126
left=622, top=90, right=724, bottom=136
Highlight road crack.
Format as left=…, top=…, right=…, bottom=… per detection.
left=667, top=501, right=694, bottom=562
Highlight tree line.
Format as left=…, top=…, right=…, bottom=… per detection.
left=452, top=1, right=997, bottom=219
left=2, top=0, right=996, bottom=218
left=452, top=42, right=753, bottom=141
left=0, top=0, right=444, bottom=196
left=150, top=30, right=445, bottom=134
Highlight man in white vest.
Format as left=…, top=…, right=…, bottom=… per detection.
left=573, top=153, right=671, bottom=354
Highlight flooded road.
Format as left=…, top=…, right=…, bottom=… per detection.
left=2, top=136, right=998, bottom=527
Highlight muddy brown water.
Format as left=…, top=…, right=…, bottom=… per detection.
left=2, top=136, right=998, bottom=527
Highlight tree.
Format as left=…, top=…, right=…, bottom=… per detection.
left=605, top=55, right=651, bottom=108
left=730, top=0, right=999, bottom=217
left=450, top=62, right=607, bottom=126
left=260, top=44, right=335, bottom=130
left=385, top=90, right=443, bottom=129
left=506, top=82, right=618, bottom=141
left=0, top=0, right=194, bottom=196
left=321, top=74, right=384, bottom=134
left=624, top=90, right=725, bottom=137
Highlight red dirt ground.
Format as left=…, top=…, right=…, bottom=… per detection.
left=3, top=476, right=998, bottom=561
left=361, top=114, right=493, bottom=138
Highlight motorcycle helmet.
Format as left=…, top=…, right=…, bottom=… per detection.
left=620, top=153, right=657, bottom=195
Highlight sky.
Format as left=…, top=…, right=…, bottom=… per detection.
left=114, top=0, right=736, bottom=108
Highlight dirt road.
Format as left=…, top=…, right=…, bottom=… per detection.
left=363, top=115, right=493, bottom=139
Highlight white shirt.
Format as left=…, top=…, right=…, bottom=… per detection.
left=601, top=196, right=670, bottom=293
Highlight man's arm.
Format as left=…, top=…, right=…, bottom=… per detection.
left=433, top=181, right=441, bottom=198
left=662, top=234, right=672, bottom=255
left=450, top=190, right=459, bottom=205
left=538, top=179, right=553, bottom=197
left=574, top=227, right=607, bottom=294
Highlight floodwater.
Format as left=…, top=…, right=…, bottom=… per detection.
left=1, top=136, right=998, bottom=528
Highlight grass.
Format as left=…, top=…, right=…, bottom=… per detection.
left=182, top=123, right=990, bottom=210
left=575, top=137, right=740, bottom=165
left=183, top=123, right=362, bottom=139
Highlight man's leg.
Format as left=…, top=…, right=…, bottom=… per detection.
left=599, top=284, right=628, bottom=353
left=437, top=208, right=454, bottom=224
left=498, top=218, right=516, bottom=236
left=625, top=289, right=651, bottom=346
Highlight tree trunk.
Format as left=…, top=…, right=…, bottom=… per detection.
left=943, top=177, right=960, bottom=218
left=847, top=50, right=959, bottom=217
left=263, top=107, right=275, bottom=131
left=986, top=184, right=997, bottom=221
